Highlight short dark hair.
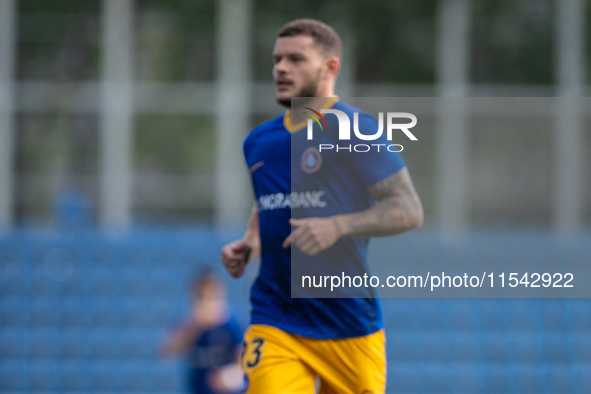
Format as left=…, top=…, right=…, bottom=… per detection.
left=191, top=266, right=222, bottom=290
left=277, top=19, right=342, bottom=59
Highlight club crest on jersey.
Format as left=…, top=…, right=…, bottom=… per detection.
left=301, top=147, right=322, bottom=173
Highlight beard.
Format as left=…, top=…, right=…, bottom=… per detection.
left=276, top=70, right=322, bottom=107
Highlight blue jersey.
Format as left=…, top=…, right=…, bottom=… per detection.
left=243, top=99, right=405, bottom=339
left=186, top=314, right=244, bottom=394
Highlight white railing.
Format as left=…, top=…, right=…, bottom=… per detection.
left=0, top=0, right=587, bottom=234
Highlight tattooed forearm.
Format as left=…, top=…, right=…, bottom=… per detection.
left=333, top=168, right=423, bottom=238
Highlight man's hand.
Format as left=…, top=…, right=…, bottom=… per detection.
left=221, top=240, right=252, bottom=278
left=282, top=217, right=342, bottom=256
left=207, top=364, right=244, bottom=393
left=220, top=204, right=260, bottom=279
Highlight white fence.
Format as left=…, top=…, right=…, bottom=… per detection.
left=0, top=0, right=587, bottom=233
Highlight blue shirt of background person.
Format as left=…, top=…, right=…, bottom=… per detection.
left=161, top=270, right=245, bottom=394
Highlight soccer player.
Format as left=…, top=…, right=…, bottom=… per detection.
left=161, top=270, right=244, bottom=394
left=220, top=19, right=423, bottom=394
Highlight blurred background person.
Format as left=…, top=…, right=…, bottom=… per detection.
left=161, top=269, right=245, bottom=394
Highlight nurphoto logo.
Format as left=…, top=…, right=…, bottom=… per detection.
left=304, top=109, right=418, bottom=153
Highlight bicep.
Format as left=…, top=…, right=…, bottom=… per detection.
left=349, top=114, right=406, bottom=188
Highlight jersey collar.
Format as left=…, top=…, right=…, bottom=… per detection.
left=283, top=96, right=339, bottom=133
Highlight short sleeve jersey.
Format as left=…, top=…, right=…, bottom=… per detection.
left=243, top=99, right=405, bottom=339
left=186, top=314, right=244, bottom=394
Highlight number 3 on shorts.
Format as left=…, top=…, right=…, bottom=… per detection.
left=243, top=337, right=265, bottom=368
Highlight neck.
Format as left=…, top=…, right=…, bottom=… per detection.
left=288, top=95, right=338, bottom=127
left=315, top=81, right=335, bottom=97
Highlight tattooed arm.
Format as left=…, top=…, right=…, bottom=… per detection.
left=335, top=167, right=423, bottom=238
left=283, top=167, right=423, bottom=256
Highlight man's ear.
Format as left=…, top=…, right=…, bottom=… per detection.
left=325, top=57, right=340, bottom=79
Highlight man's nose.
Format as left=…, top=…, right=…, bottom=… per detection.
left=274, top=58, right=289, bottom=74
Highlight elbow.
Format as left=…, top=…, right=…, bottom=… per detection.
left=160, top=338, right=184, bottom=358
left=409, top=213, right=423, bottom=231
left=414, top=213, right=424, bottom=229
left=411, top=200, right=424, bottom=230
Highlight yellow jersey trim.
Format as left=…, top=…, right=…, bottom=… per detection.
left=283, top=96, right=339, bottom=133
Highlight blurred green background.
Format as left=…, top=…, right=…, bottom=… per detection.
left=10, top=0, right=591, bottom=227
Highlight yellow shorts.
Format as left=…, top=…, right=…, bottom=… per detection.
left=241, top=324, right=386, bottom=394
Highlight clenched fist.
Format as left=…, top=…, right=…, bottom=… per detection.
left=220, top=239, right=254, bottom=278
